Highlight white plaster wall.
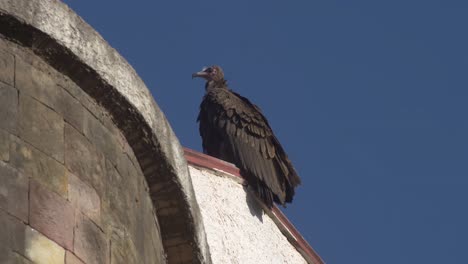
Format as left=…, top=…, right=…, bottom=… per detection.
left=189, top=166, right=308, bottom=264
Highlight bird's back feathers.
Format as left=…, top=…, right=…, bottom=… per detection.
left=198, top=87, right=301, bottom=207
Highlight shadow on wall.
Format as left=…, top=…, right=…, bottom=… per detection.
left=244, top=185, right=264, bottom=222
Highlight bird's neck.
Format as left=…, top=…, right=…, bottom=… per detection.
left=205, top=79, right=227, bottom=92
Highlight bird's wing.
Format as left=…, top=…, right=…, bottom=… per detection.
left=199, top=89, right=300, bottom=206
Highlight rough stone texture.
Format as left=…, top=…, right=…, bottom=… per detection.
left=0, top=1, right=211, bottom=262
left=18, top=94, right=64, bottom=163
left=10, top=135, right=67, bottom=198
left=74, top=213, right=108, bottom=264
left=189, top=166, right=308, bottom=264
left=0, top=248, right=33, bottom=264
left=0, top=48, right=14, bottom=86
left=134, top=181, right=166, bottom=264
left=30, top=180, right=74, bottom=250
left=102, top=154, right=165, bottom=264
left=4, top=36, right=165, bottom=261
left=57, top=87, right=85, bottom=133
left=0, top=82, right=18, bottom=134
left=0, top=129, right=9, bottom=161
left=110, top=230, right=139, bottom=264
left=15, top=55, right=58, bottom=110
left=16, top=52, right=85, bottom=133
left=103, top=159, right=138, bottom=237
left=25, top=227, right=65, bottom=264
left=65, top=251, right=85, bottom=264
left=0, top=209, right=26, bottom=255
left=68, top=172, right=100, bottom=225
left=64, top=123, right=106, bottom=195
left=0, top=161, right=28, bottom=222
left=0, top=36, right=166, bottom=263
left=83, top=109, right=121, bottom=165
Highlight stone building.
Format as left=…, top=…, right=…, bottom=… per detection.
left=0, top=1, right=323, bottom=263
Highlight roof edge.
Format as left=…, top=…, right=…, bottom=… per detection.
left=184, top=147, right=324, bottom=264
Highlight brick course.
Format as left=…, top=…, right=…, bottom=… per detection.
left=0, top=129, right=9, bottom=161
left=68, top=171, right=101, bottom=225
left=0, top=34, right=165, bottom=263
left=18, top=94, right=64, bottom=163
left=30, top=180, right=74, bottom=250
left=0, top=48, right=14, bottom=86
left=10, top=135, right=68, bottom=198
left=0, top=82, right=18, bottom=134
left=0, top=161, right=29, bottom=222
left=74, top=212, right=109, bottom=264
left=65, top=251, right=85, bottom=264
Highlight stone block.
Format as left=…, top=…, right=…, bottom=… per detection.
left=0, top=129, right=9, bottom=161
left=100, top=199, right=124, bottom=246
left=103, top=159, right=138, bottom=238
left=110, top=230, right=139, bottom=264
left=0, top=247, right=33, bottom=264
left=83, top=110, right=121, bottom=165
left=115, top=151, right=141, bottom=189
left=0, top=49, right=14, bottom=86
left=81, top=97, right=103, bottom=121
left=11, top=253, right=33, bottom=264
left=68, top=171, right=101, bottom=225
left=15, top=57, right=85, bottom=133
left=30, top=181, right=74, bottom=250
left=56, top=77, right=83, bottom=101
left=0, top=247, right=8, bottom=264
left=104, top=156, right=165, bottom=263
left=57, top=88, right=85, bottom=133
left=74, top=213, right=108, bottom=264
left=58, top=85, right=109, bottom=136
left=25, top=227, right=65, bottom=264
left=0, top=161, right=28, bottom=222
left=10, top=136, right=67, bottom=198
left=0, top=82, right=18, bottom=134
left=64, top=124, right=106, bottom=195
left=100, top=113, right=126, bottom=148
left=18, top=95, right=64, bottom=163
left=65, top=251, right=84, bottom=264
left=122, top=141, right=140, bottom=173
left=0, top=209, right=26, bottom=255
left=134, top=191, right=165, bottom=264
left=15, top=57, right=57, bottom=108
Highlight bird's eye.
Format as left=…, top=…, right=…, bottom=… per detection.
left=204, top=67, right=213, bottom=73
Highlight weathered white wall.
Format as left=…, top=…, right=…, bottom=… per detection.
left=189, top=166, right=308, bottom=264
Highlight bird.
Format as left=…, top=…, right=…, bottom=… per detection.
left=192, top=65, right=301, bottom=208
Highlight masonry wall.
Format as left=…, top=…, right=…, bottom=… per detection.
left=0, top=36, right=165, bottom=263
left=0, top=2, right=323, bottom=264
left=0, top=1, right=215, bottom=263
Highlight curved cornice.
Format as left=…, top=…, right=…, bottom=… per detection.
left=0, top=0, right=211, bottom=263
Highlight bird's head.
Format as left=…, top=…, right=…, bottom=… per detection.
left=192, top=65, right=225, bottom=82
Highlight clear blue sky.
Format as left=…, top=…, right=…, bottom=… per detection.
left=63, top=1, right=468, bottom=263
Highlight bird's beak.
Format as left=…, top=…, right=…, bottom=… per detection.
left=192, top=71, right=209, bottom=79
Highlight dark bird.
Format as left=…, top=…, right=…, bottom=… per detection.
left=192, top=65, right=301, bottom=207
